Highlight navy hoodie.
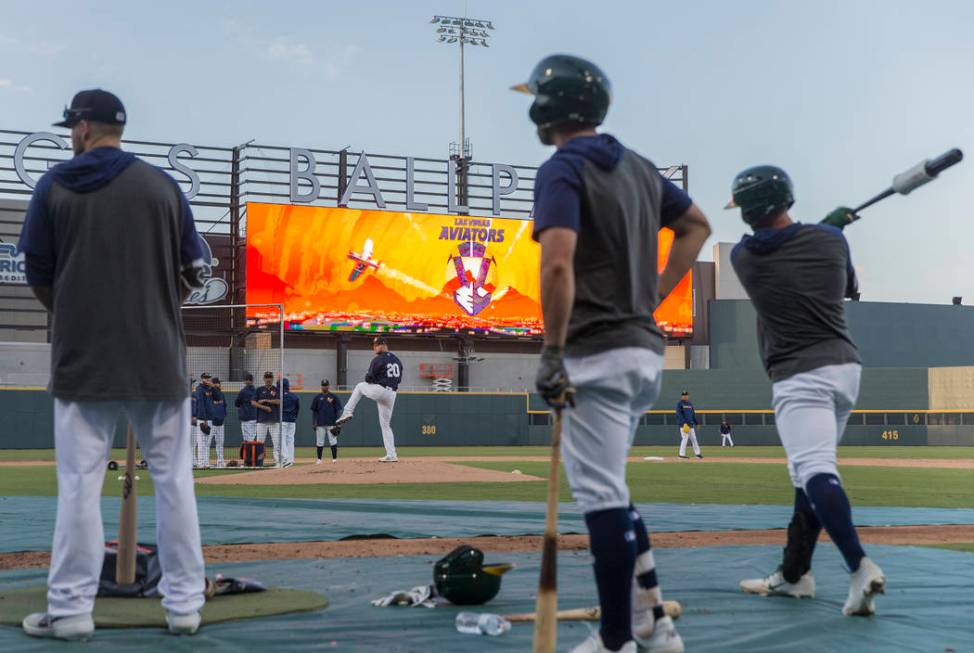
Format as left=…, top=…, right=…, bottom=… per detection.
left=731, top=223, right=861, bottom=381
left=531, top=134, right=692, bottom=240
left=281, top=378, right=300, bottom=423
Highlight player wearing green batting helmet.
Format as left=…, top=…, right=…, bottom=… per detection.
left=725, top=165, right=795, bottom=227
left=511, top=53, right=611, bottom=145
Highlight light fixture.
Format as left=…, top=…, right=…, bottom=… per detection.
left=430, top=16, right=440, bottom=23
left=447, top=37, right=457, bottom=43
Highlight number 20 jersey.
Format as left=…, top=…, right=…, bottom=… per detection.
left=367, top=352, right=404, bottom=391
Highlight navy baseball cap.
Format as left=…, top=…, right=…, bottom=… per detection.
left=54, top=89, right=127, bottom=128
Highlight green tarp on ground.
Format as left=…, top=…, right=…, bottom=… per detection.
left=4, top=496, right=974, bottom=552
left=1, top=544, right=972, bottom=652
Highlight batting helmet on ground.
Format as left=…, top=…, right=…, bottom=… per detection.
left=433, top=545, right=513, bottom=605
left=511, top=54, right=611, bottom=145
left=725, top=165, right=795, bottom=227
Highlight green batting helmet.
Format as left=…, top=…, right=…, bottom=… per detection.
left=512, top=54, right=611, bottom=144
left=725, top=165, right=795, bottom=227
left=433, top=545, right=514, bottom=606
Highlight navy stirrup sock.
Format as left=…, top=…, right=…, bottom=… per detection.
left=805, top=473, right=866, bottom=572
left=316, top=445, right=323, bottom=460
left=794, top=487, right=823, bottom=556
left=330, top=445, right=338, bottom=460
left=586, top=508, right=637, bottom=650
left=630, top=504, right=665, bottom=621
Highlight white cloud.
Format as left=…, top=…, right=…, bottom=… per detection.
left=30, top=41, right=66, bottom=57
left=0, top=79, right=33, bottom=93
left=323, top=44, right=361, bottom=80
left=265, top=39, right=313, bottom=65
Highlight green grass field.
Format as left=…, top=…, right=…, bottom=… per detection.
left=3, top=444, right=973, bottom=462
left=2, top=446, right=972, bottom=508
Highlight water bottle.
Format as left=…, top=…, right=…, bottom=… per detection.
left=454, top=612, right=511, bottom=636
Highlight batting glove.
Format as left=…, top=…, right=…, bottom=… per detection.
left=820, top=206, right=860, bottom=230
left=536, top=346, right=576, bottom=409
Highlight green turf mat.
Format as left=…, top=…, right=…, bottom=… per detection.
left=0, top=587, right=327, bottom=628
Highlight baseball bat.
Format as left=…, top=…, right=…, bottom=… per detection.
left=115, top=425, right=137, bottom=585
left=508, top=600, right=683, bottom=623
left=852, top=148, right=963, bottom=213
left=532, top=407, right=563, bottom=653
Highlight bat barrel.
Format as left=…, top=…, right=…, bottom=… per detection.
left=926, top=148, right=963, bottom=176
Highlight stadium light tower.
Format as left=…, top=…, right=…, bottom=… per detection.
left=430, top=15, right=494, bottom=161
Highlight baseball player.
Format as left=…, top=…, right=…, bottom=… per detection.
left=311, top=379, right=343, bottom=464
left=234, top=372, right=258, bottom=442
left=280, top=378, right=299, bottom=467
left=254, top=371, right=281, bottom=465
left=727, top=165, right=885, bottom=615
left=334, top=336, right=402, bottom=462
left=209, top=378, right=227, bottom=467
left=18, top=89, right=206, bottom=639
left=719, top=418, right=735, bottom=447
left=516, top=55, right=711, bottom=653
left=193, top=373, right=213, bottom=468
left=675, top=391, right=702, bottom=459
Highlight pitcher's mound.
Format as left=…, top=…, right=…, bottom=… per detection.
left=196, top=458, right=544, bottom=486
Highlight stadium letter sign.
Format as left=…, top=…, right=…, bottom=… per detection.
left=13, top=132, right=521, bottom=214
left=289, top=148, right=522, bottom=214
left=14, top=132, right=204, bottom=200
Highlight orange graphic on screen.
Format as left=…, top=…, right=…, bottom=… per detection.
left=245, top=203, right=692, bottom=337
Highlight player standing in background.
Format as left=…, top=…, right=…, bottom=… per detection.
left=311, top=380, right=343, bottom=464
left=727, top=165, right=885, bottom=615
left=235, top=373, right=257, bottom=442
left=335, top=336, right=402, bottom=463
left=676, top=391, right=702, bottom=459
left=193, top=373, right=213, bottom=468
left=719, top=418, right=735, bottom=447
left=280, top=378, right=299, bottom=468
left=18, top=89, right=207, bottom=639
left=516, top=55, right=711, bottom=653
left=254, top=372, right=281, bottom=465
left=209, top=378, right=227, bottom=467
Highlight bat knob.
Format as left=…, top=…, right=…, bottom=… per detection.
left=926, top=148, right=963, bottom=175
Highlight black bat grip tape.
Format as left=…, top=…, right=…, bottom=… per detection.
left=926, top=148, right=963, bottom=175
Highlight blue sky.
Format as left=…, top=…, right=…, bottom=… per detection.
left=2, top=0, right=971, bottom=304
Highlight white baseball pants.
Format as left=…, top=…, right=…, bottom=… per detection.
left=679, top=427, right=700, bottom=456
left=48, top=398, right=205, bottom=618
left=211, top=424, right=225, bottom=466
left=343, top=382, right=398, bottom=458
left=256, top=422, right=281, bottom=465
left=240, top=420, right=256, bottom=442
left=772, top=363, right=861, bottom=489
left=194, top=423, right=212, bottom=468
left=281, top=422, right=296, bottom=465
left=315, top=426, right=339, bottom=447
left=721, top=432, right=734, bottom=447
left=561, top=347, right=664, bottom=513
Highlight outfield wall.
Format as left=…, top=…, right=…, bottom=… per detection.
left=710, top=299, right=974, bottom=369
left=3, top=366, right=972, bottom=448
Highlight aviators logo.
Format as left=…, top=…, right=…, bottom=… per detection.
left=184, top=237, right=229, bottom=305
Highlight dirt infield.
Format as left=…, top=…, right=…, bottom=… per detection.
left=1, top=524, right=971, bottom=570
left=195, top=458, right=545, bottom=486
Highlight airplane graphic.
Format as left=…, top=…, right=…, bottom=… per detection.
left=347, top=238, right=381, bottom=282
